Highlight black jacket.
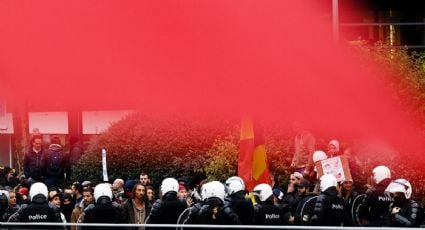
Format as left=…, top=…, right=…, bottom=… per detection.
left=185, top=197, right=240, bottom=230
left=148, top=191, right=187, bottom=229
left=310, top=186, right=349, bottom=226
left=10, top=202, right=63, bottom=229
left=44, top=144, right=66, bottom=178
left=23, top=149, right=45, bottom=181
left=68, top=142, right=84, bottom=166
left=358, top=178, right=393, bottom=226
left=254, top=200, right=286, bottom=225
left=83, top=202, right=127, bottom=230
left=226, top=191, right=254, bottom=225
left=294, top=193, right=317, bottom=225
left=339, top=189, right=360, bottom=226
left=390, top=199, right=424, bottom=227
left=281, top=191, right=300, bottom=215
left=122, top=198, right=149, bottom=223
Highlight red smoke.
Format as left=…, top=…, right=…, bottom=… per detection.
left=0, top=1, right=424, bottom=162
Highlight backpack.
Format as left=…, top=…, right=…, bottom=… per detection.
left=46, top=147, right=64, bottom=176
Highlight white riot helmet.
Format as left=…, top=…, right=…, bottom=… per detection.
left=94, top=183, right=113, bottom=202
left=29, top=182, right=48, bottom=202
left=202, top=181, right=226, bottom=202
left=313, top=150, right=327, bottom=163
left=385, top=179, right=412, bottom=199
left=161, top=178, right=179, bottom=195
left=372, top=165, right=391, bottom=184
left=225, top=176, right=245, bottom=196
left=320, top=174, right=337, bottom=192
left=252, top=183, right=273, bottom=202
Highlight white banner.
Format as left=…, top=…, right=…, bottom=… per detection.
left=102, top=149, right=109, bottom=182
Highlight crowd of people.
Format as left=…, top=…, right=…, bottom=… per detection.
left=0, top=130, right=422, bottom=228
left=0, top=165, right=423, bottom=228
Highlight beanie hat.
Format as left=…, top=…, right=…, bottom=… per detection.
left=293, top=172, right=303, bottom=180
left=124, top=179, right=138, bottom=190
left=328, top=140, right=340, bottom=152
left=272, top=188, right=284, bottom=201
left=178, top=185, right=187, bottom=192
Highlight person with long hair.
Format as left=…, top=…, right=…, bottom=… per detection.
left=122, top=182, right=148, bottom=224
left=338, top=179, right=359, bottom=226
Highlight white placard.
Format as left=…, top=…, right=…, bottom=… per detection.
left=29, top=112, right=68, bottom=134
left=316, top=155, right=352, bottom=183
left=321, top=157, right=345, bottom=182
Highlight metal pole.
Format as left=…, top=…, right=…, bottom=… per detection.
left=332, top=0, right=339, bottom=43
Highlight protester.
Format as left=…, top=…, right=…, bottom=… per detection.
left=139, top=172, right=152, bottom=187
left=0, top=167, right=19, bottom=189
left=122, top=182, right=148, bottom=224
left=327, top=140, right=341, bottom=158
left=112, top=178, right=125, bottom=204
left=23, top=135, right=45, bottom=183
left=44, top=135, right=66, bottom=188
left=67, top=135, right=84, bottom=182
left=177, top=184, right=188, bottom=201
left=71, top=182, right=83, bottom=207
left=70, top=187, right=94, bottom=230
left=291, top=122, right=316, bottom=178
left=338, top=179, right=359, bottom=226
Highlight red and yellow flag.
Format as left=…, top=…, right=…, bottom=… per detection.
left=238, top=117, right=271, bottom=191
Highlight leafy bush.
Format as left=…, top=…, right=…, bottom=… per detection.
left=71, top=113, right=237, bottom=187
left=204, top=137, right=238, bottom=181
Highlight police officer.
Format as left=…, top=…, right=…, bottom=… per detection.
left=385, top=179, right=424, bottom=227
left=148, top=178, right=187, bottom=229
left=82, top=183, right=127, bottom=230
left=252, top=183, right=285, bottom=225
left=8, top=182, right=63, bottom=228
left=185, top=181, right=240, bottom=229
left=310, top=174, right=348, bottom=226
left=358, top=165, right=393, bottom=226
left=224, top=176, right=254, bottom=225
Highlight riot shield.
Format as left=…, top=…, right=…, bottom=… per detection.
left=351, top=194, right=366, bottom=226
left=176, top=207, right=192, bottom=230
left=144, top=215, right=151, bottom=224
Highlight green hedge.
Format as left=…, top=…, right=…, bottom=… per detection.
left=71, top=113, right=239, bottom=187
left=71, top=114, right=297, bottom=187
